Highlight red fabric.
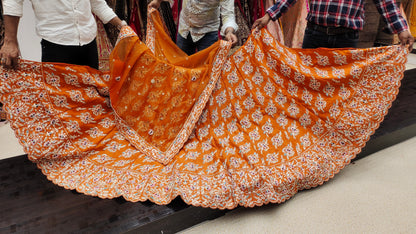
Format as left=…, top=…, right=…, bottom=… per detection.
left=129, top=0, right=141, bottom=38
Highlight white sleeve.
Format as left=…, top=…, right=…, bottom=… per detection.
left=220, top=0, right=238, bottom=36
left=3, top=0, right=25, bottom=17
left=90, top=0, right=117, bottom=24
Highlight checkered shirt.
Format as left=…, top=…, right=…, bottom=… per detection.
left=267, top=0, right=408, bottom=33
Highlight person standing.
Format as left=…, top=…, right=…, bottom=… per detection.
left=149, top=0, right=238, bottom=55
left=0, top=0, right=126, bottom=69
left=252, top=0, right=414, bottom=50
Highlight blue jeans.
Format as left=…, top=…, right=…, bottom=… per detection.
left=176, top=31, right=219, bottom=55
left=302, top=27, right=359, bottom=49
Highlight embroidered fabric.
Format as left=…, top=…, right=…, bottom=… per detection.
left=0, top=10, right=407, bottom=209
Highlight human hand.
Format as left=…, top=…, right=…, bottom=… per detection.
left=398, top=30, right=414, bottom=51
left=225, top=30, right=238, bottom=46
left=252, top=14, right=271, bottom=30
left=148, top=0, right=163, bottom=9
left=0, top=38, right=21, bottom=70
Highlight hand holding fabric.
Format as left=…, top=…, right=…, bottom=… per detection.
left=398, top=30, right=415, bottom=51
left=0, top=15, right=21, bottom=69
left=0, top=40, right=20, bottom=70
left=224, top=28, right=238, bottom=46
left=252, top=13, right=271, bottom=30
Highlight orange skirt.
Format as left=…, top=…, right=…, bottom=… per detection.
left=0, top=10, right=407, bottom=209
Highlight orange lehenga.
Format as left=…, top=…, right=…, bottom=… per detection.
left=0, top=10, right=408, bottom=209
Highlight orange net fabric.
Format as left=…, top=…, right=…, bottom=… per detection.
left=0, top=10, right=407, bottom=209
left=108, top=10, right=231, bottom=164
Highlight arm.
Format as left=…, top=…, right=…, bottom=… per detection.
left=107, top=17, right=127, bottom=30
left=220, top=0, right=238, bottom=46
left=374, top=0, right=414, bottom=50
left=1, top=0, right=24, bottom=69
left=90, top=0, right=124, bottom=28
left=252, top=0, right=297, bottom=29
left=0, top=16, right=21, bottom=69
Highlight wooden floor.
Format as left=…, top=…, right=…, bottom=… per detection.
left=0, top=69, right=415, bottom=233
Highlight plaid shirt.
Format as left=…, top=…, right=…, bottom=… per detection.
left=267, top=0, right=408, bottom=33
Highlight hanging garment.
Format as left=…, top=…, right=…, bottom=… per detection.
left=172, top=0, right=182, bottom=27
left=129, top=0, right=142, bottom=36
left=234, top=0, right=252, bottom=46
left=242, top=0, right=252, bottom=28
left=0, top=9, right=408, bottom=209
left=410, top=1, right=416, bottom=36
left=265, top=0, right=285, bottom=44
left=402, top=0, right=414, bottom=19
left=280, top=0, right=308, bottom=48
left=159, top=1, right=177, bottom=42
left=104, top=0, right=122, bottom=46
left=95, top=16, right=114, bottom=71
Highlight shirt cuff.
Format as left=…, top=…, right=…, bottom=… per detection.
left=220, top=21, right=238, bottom=36
left=3, top=1, right=24, bottom=17
left=95, top=9, right=117, bottom=24
left=266, top=9, right=278, bottom=21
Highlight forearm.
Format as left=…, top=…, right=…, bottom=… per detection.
left=374, top=0, right=408, bottom=33
left=107, top=17, right=126, bottom=29
left=3, top=15, right=20, bottom=45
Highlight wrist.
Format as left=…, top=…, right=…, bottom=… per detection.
left=117, top=20, right=127, bottom=30
left=225, top=28, right=235, bottom=35
left=4, top=36, right=18, bottom=44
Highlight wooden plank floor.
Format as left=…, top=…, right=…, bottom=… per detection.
left=0, top=156, right=226, bottom=233
left=0, top=69, right=415, bottom=233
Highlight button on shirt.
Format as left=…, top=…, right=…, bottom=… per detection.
left=267, top=0, right=408, bottom=33
left=178, top=0, right=238, bottom=42
left=3, top=0, right=117, bottom=46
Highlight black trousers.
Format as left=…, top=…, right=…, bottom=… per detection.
left=41, top=38, right=99, bottom=70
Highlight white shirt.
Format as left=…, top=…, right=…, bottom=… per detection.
left=178, top=0, right=238, bottom=42
left=3, top=0, right=117, bottom=46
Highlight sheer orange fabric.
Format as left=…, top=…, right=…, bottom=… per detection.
left=109, top=11, right=231, bottom=164
left=0, top=10, right=407, bottom=209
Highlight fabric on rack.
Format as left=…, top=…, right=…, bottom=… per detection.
left=402, top=0, right=414, bottom=19
left=242, top=0, right=252, bottom=28
left=159, top=1, right=177, bottom=42
left=0, top=9, right=408, bottom=209
left=265, top=0, right=285, bottom=44
left=172, top=0, right=181, bottom=26
left=280, top=0, right=308, bottom=48
left=234, top=0, right=252, bottom=46
left=115, top=0, right=130, bottom=22
left=410, top=1, right=416, bottom=36
left=0, top=0, right=4, bottom=47
left=129, top=0, right=142, bottom=37
left=104, top=0, right=121, bottom=46
left=137, top=0, right=147, bottom=41
left=95, top=16, right=114, bottom=71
